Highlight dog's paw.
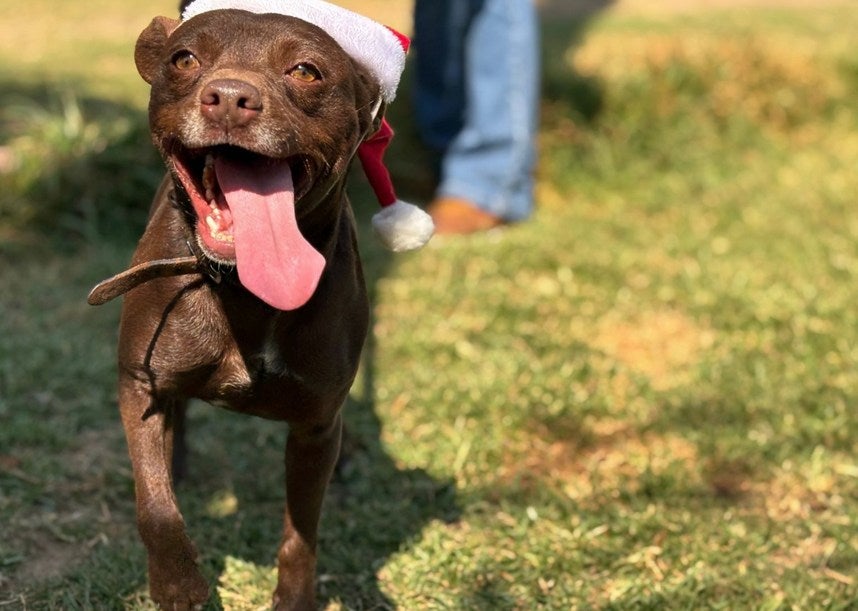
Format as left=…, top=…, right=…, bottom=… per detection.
left=149, top=564, right=209, bottom=611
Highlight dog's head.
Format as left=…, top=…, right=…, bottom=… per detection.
left=135, top=10, right=382, bottom=309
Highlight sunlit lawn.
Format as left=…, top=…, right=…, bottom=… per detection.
left=2, top=1, right=858, bottom=608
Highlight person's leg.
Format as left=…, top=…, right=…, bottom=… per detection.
left=435, top=0, right=540, bottom=224
left=412, top=0, right=473, bottom=153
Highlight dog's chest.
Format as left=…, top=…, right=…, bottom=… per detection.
left=143, top=289, right=296, bottom=401
left=188, top=332, right=304, bottom=419
left=207, top=305, right=291, bottom=368
left=219, top=319, right=290, bottom=385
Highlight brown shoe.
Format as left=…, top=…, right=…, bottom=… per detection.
left=426, top=197, right=504, bottom=235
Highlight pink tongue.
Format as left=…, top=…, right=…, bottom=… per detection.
left=214, top=156, right=325, bottom=310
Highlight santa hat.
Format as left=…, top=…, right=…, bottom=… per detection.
left=181, top=0, right=434, bottom=251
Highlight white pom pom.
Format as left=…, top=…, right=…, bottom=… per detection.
left=371, top=200, right=435, bottom=252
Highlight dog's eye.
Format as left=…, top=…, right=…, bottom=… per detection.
left=173, top=51, right=201, bottom=71
left=287, top=64, right=320, bottom=83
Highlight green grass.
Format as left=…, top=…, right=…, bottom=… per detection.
left=3, top=1, right=858, bottom=609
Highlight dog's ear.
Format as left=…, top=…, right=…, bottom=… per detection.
left=135, top=17, right=180, bottom=84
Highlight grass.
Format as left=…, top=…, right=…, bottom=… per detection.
left=2, top=1, right=858, bottom=609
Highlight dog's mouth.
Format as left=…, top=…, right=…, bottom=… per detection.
left=170, top=145, right=311, bottom=257
left=169, top=144, right=326, bottom=311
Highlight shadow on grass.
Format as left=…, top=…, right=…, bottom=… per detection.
left=540, top=0, right=611, bottom=126
left=165, top=382, right=458, bottom=609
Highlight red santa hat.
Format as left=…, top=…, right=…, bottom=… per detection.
left=181, top=0, right=434, bottom=251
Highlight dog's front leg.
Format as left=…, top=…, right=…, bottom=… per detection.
left=119, top=380, right=209, bottom=610
left=274, top=411, right=343, bottom=611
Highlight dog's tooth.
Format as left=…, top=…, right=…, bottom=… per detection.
left=203, top=176, right=214, bottom=195
left=203, top=155, right=216, bottom=193
left=206, top=215, right=219, bottom=233
left=209, top=227, right=234, bottom=244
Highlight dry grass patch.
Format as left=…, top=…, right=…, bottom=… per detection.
left=572, top=32, right=841, bottom=132
left=499, top=419, right=702, bottom=505
left=590, top=309, right=714, bottom=391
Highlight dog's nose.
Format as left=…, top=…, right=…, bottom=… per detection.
left=199, top=79, right=263, bottom=127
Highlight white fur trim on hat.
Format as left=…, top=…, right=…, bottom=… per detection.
left=372, top=200, right=434, bottom=252
left=181, top=0, right=407, bottom=102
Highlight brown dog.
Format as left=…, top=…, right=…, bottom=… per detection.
left=91, top=8, right=391, bottom=609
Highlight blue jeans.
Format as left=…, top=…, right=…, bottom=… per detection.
left=413, top=0, right=539, bottom=222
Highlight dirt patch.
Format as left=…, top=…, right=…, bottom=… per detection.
left=1, top=428, right=132, bottom=597
left=590, top=309, right=715, bottom=391
left=498, top=419, right=701, bottom=504
left=8, top=541, right=87, bottom=591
